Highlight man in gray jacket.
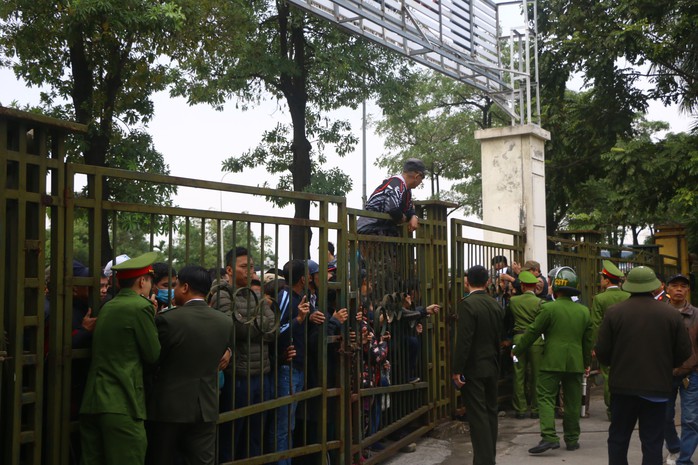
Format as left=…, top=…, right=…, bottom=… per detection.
left=208, top=247, right=276, bottom=460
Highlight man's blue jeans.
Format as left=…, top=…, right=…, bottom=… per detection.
left=234, top=373, right=273, bottom=458
left=271, top=365, right=304, bottom=465
left=665, top=371, right=698, bottom=464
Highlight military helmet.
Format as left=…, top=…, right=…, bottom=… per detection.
left=551, top=266, right=581, bottom=296
left=622, top=266, right=661, bottom=294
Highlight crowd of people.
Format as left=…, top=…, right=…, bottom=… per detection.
left=50, top=154, right=698, bottom=465
left=453, top=257, right=696, bottom=465
left=57, top=243, right=438, bottom=465
left=41, top=156, right=442, bottom=465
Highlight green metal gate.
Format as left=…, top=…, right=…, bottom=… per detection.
left=1, top=107, right=87, bottom=465
left=1, top=106, right=516, bottom=465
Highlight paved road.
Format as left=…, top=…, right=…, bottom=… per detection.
left=383, top=389, right=667, bottom=465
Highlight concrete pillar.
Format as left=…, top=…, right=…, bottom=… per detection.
left=474, top=124, right=551, bottom=272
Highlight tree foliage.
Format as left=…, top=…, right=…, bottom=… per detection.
left=172, top=0, right=406, bottom=257
left=537, top=0, right=698, bottom=247
left=0, top=0, right=232, bottom=262
left=565, top=118, right=698, bottom=244
left=536, top=0, right=698, bottom=113
left=375, top=70, right=508, bottom=216
left=165, top=218, right=274, bottom=270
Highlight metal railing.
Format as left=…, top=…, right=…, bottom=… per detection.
left=4, top=106, right=685, bottom=465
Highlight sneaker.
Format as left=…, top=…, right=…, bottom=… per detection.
left=666, top=452, right=679, bottom=465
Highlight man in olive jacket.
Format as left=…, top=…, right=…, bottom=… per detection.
left=507, top=271, right=544, bottom=419
left=80, top=252, right=161, bottom=465
left=596, top=266, right=691, bottom=465
left=452, top=265, right=505, bottom=465
left=146, top=265, right=233, bottom=465
left=591, top=259, right=630, bottom=418
left=513, top=266, right=592, bottom=454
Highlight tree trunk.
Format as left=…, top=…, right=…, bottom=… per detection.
left=279, top=5, right=312, bottom=260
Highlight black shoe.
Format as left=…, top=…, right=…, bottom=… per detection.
left=515, top=413, right=527, bottom=419
left=528, top=440, right=560, bottom=454
left=566, top=443, right=580, bottom=451
left=530, top=413, right=539, bottom=419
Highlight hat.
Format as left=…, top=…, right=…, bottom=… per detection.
left=307, top=260, right=319, bottom=275
left=72, top=260, right=90, bottom=278
left=263, top=272, right=284, bottom=284
left=403, top=158, right=426, bottom=176
left=600, top=260, right=624, bottom=279
left=622, top=266, right=661, bottom=294
left=519, top=271, right=538, bottom=285
left=667, top=274, right=690, bottom=286
left=111, top=251, right=158, bottom=280
left=103, top=254, right=131, bottom=278
left=521, top=260, right=540, bottom=272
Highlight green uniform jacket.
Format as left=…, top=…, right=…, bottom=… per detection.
left=507, top=291, right=544, bottom=346
left=80, top=289, right=161, bottom=419
left=513, top=297, right=592, bottom=373
left=452, top=290, right=504, bottom=379
left=148, top=300, right=233, bottom=423
left=591, top=287, right=630, bottom=344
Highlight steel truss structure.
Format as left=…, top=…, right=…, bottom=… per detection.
left=287, top=0, right=540, bottom=124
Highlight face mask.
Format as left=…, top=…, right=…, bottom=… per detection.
left=156, top=288, right=174, bottom=304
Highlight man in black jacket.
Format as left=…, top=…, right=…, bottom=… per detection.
left=451, top=265, right=505, bottom=465
left=595, top=266, right=691, bottom=465
left=146, top=265, right=233, bottom=465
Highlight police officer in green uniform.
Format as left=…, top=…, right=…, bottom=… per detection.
left=80, top=252, right=161, bottom=465
left=513, top=267, right=593, bottom=454
left=591, top=259, right=630, bottom=419
left=508, top=271, right=544, bottom=419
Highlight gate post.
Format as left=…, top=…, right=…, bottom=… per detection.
left=415, top=200, right=456, bottom=423
left=475, top=125, right=551, bottom=272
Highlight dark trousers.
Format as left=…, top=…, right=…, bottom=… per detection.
left=462, top=376, right=498, bottom=465
left=608, top=394, right=666, bottom=465
left=146, top=420, right=216, bottom=465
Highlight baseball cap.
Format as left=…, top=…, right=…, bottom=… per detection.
left=667, top=274, right=690, bottom=286
left=403, top=158, right=426, bottom=176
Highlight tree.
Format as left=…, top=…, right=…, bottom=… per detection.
left=536, top=0, right=697, bottom=113
left=0, top=0, right=244, bottom=262
left=172, top=0, right=405, bottom=258
left=535, top=0, right=698, bottom=236
left=564, top=118, right=686, bottom=242
left=165, top=218, right=274, bottom=270
left=374, top=70, right=509, bottom=216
